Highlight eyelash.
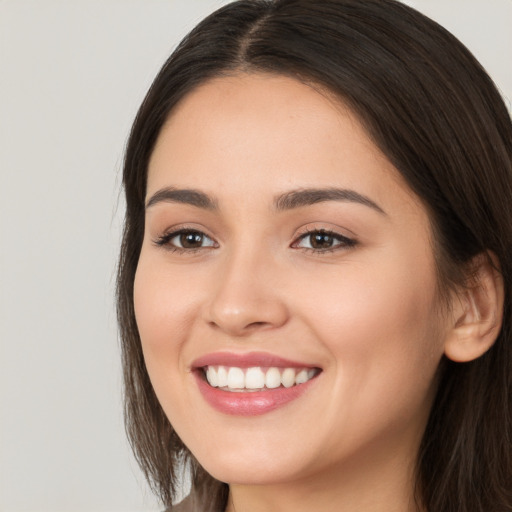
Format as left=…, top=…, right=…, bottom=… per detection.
left=153, top=228, right=357, bottom=254
left=153, top=228, right=217, bottom=254
left=292, top=229, right=357, bottom=253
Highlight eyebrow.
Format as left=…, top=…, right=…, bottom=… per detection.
left=145, top=187, right=218, bottom=210
left=274, top=188, right=386, bottom=214
left=145, top=186, right=386, bottom=215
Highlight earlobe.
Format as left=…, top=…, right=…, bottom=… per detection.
left=444, top=252, right=504, bottom=363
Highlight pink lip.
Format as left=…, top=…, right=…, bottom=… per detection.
left=192, top=351, right=317, bottom=369
left=191, top=351, right=321, bottom=416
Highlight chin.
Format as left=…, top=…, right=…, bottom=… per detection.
left=202, top=459, right=299, bottom=486
left=189, top=441, right=309, bottom=486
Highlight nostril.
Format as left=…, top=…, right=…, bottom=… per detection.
left=247, top=321, right=269, bottom=329
left=208, top=320, right=271, bottom=333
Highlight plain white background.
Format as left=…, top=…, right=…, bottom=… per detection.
left=0, top=1, right=510, bottom=511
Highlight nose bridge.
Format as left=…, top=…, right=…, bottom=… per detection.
left=206, top=238, right=288, bottom=335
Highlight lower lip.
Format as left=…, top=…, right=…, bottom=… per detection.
left=194, top=371, right=318, bottom=416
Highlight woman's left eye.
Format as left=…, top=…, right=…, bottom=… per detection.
left=293, top=230, right=356, bottom=252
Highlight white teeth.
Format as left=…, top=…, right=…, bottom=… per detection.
left=265, top=367, right=281, bottom=389
left=205, top=365, right=318, bottom=390
left=295, top=369, right=309, bottom=385
left=281, top=368, right=296, bottom=388
left=227, top=367, right=245, bottom=389
left=217, top=366, right=228, bottom=387
left=245, top=367, right=266, bottom=389
left=206, top=366, right=218, bottom=387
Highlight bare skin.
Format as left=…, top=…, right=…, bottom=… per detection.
left=134, top=73, right=496, bottom=512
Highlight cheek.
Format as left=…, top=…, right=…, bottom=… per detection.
left=133, top=255, right=192, bottom=376
left=297, top=253, right=445, bottom=422
left=133, top=255, right=203, bottom=429
left=134, top=262, right=166, bottom=354
left=134, top=250, right=201, bottom=339
left=301, top=254, right=441, bottom=344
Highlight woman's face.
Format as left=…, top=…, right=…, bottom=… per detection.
left=134, top=73, right=453, bottom=486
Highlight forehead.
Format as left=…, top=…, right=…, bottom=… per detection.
left=147, top=72, right=420, bottom=217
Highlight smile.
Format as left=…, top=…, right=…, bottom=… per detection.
left=192, top=352, right=322, bottom=416
left=204, top=365, right=318, bottom=391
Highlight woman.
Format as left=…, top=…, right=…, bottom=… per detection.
left=117, top=0, right=512, bottom=510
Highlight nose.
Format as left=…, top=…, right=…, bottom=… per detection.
left=205, top=249, right=289, bottom=337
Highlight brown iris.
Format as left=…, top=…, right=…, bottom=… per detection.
left=179, top=232, right=205, bottom=248
left=309, top=232, right=335, bottom=249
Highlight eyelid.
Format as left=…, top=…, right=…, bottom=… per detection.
left=291, top=224, right=358, bottom=252
left=293, top=223, right=356, bottom=240
left=151, top=222, right=357, bottom=254
left=152, top=224, right=219, bottom=252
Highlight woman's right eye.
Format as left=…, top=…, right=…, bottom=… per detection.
left=154, top=229, right=217, bottom=251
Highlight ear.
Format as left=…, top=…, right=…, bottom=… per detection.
left=444, top=252, right=504, bottom=363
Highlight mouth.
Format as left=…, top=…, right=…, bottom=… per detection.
left=202, top=365, right=320, bottom=392
left=192, top=352, right=322, bottom=416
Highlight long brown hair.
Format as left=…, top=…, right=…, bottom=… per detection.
left=117, top=1, right=512, bottom=510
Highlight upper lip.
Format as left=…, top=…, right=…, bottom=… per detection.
left=191, top=351, right=320, bottom=369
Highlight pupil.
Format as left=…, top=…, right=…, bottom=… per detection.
left=181, top=232, right=203, bottom=248
left=312, top=233, right=333, bottom=249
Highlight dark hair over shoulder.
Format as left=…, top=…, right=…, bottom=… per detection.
left=117, top=1, right=512, bottom=510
